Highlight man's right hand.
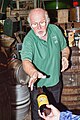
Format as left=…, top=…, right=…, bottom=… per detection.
left=28, top=71, right=46, bottom=91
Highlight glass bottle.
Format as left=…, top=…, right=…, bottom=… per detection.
left=37, top=87, right=51, bottom=116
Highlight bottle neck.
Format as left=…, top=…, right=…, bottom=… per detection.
left=37, top=87, right=43, bottom=94
left=71, top=22, right=74, bottom=28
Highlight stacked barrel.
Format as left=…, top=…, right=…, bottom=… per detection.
left=61, top=43, right=80, bottom=109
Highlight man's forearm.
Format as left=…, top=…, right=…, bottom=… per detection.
left=62, top=47, right=70, bottom=60
left=22, top=60, right=37, bottom=77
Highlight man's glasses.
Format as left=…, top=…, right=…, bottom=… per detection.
left=31, top=20, right=46, bottom=28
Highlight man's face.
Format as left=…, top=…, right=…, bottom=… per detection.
left=30, top=10, right=48, bottom=39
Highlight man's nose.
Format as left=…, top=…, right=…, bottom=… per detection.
left=37, top=23, right=41, bottom=29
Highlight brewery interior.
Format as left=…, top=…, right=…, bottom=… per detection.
left=0, top=0, right=80, bottom=120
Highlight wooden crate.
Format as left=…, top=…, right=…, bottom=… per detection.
left=57, top=9, right=69, bottom=23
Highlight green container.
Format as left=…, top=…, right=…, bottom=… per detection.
left=4, top=17, right=20, bottom=37
left=44, top=1, right=72, bottom=10
left=0, top=0, right=10, bottom=12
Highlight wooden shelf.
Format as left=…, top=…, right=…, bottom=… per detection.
left=55, top=22, right=80, bottom=30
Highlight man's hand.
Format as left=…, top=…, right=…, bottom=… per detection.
left=28, top=71, right=46, bottom=91
left=61, top=46, right=70, bottom=72
left=61, top=57, right=69, bottom=72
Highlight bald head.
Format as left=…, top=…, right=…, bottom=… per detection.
left=27, top=8, right=50, bottom=26
left=29, top=8, right=45, bottom=17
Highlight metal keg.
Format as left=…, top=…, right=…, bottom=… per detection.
left=8, top=58, right=30, bottom=84
left=7, top=84, right=30, bottom=120
left=0, top=51, right=11, bottom=120
left=8, top=84, right=30, bottom=106
left=0, top=82, right=11, bottom=120
left=7, top=58, right=30, bottom=120
left=11, top=101, right=30, bottom=120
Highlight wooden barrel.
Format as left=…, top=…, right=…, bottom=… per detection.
left=61, top=86, right=80, bottom=110
left=70, top=46, right=80, bottom=70
left=62, top=69, right=80, bottom=86
left=61, top=46, right=80, bottom=110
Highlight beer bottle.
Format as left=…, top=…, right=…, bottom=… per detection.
left=71, top=22, right=74, bottom=28
left=64, top=23, right=67, bottom=37
left=37, top=87, right=51, bottom=116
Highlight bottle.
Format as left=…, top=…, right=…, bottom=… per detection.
left=71, top=22, right=74, bottom=28
left=64, top=23, right=67, bottom=37
left=78, top=39, right=80, bottom=53
left=37, top=87, right=51, bottom=116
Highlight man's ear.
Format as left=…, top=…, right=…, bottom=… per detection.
left=46, top=18, right=50, bottom=26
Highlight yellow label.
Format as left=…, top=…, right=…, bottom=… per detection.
left=37, top=94, right=49, bottom=108
left=68, top=31, right=74, bottom=47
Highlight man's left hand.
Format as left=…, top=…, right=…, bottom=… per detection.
left=61, top=57, right=69, bottom=72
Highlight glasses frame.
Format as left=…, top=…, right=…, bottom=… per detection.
left=31, top=20, right=46, bottom=29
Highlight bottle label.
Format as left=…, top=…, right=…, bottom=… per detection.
left=68, top=31, right=75, bottom=47
left=37, top=94, right=49, bottom=108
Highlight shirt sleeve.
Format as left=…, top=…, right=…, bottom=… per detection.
left=60, top=111, right=80, bottom=120
left=54, top=25, right=67, bottom=51
left=20, top=35, right=33, bottom=61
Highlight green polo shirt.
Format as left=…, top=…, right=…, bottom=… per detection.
left=20, top=24, right=67, bottom=87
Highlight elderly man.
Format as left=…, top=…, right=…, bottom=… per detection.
left=20, top=8, right=70, bottom=120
